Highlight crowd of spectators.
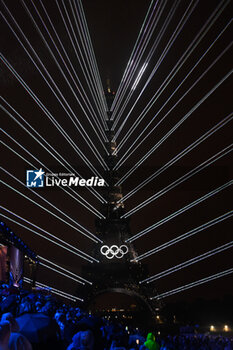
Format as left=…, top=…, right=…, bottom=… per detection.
left=0, top=282, right=232, bottom=350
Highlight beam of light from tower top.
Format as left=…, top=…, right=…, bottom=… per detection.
left=140, top=241, right=233, bottom=284
left=1, top=132, right=105, bottom=219
left=112, top=0, right=196, bottom=130
left=1, top=170, right=103, bottom=244
left=39, top=262, right=85, bottom=285
left=29, top=0, right=108, bottom=141
left=110, top=0, right=162, bottom=113
left=0, top=99, right=107, bottom=203
left=122, top=144, right=233, bottom=219
left=113, top=0, right=230, bottom=137
left=0, top=54, right=105, bottom=179
left=24, top=277, right=83, bottom=302
left=21, top=0, right=108, bottom=132
left=116, top=69, right=233, bottom=187
left=55, top=0, right=108, bottom=128
left=38, top=0, right=106, bottom=125
left=38, top=255, right=92, bottom=284
left=114, top=21, right=232, bottom=162
left=111, top=0, right=179, bottom=125
left=1, top=130, right=105, bottom=218
left=111, top=0, right=168, bottom=121
left=131, top=211, right=233, bottom=262
left=0, top=209, right=97, bottom=264
left=77, top=0, right=109, bottom=114
left=126, top=180, right=233, bottom=243
left=38, top=0, right=109, bottom=138
left=0, top=5, right=109, bottom=162
left=70, top=0, right=108, bottom=119
left=150, top=268, right=233, bottom=300
left=131, top=63, right=148, bottom=91
left=119, top=112, right=233, bottom=204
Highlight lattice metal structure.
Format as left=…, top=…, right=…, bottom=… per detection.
left=80, top=92, right=161, bottom=317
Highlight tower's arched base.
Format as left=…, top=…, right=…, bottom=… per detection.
left=87, top=287, right=157, bottom=328
left=78, top=261, right=161, bottom=328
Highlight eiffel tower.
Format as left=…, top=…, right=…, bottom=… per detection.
left=80, top=89, right=160, bottom=321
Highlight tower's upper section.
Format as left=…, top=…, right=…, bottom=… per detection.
left=94, top=88, right=138, bottom=263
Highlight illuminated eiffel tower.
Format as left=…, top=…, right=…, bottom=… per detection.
left=80, top=90, right=160, bottom=319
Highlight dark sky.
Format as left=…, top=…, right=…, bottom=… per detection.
left=1, top=0, right=233, bottom=307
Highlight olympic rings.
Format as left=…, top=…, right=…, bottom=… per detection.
left=100, top=244, right=129, bottom=259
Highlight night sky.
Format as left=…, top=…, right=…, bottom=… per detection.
left=1, top=0, right=233, bottom=307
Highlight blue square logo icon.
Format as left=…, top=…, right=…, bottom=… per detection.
left=26, top=169, right=44, bottom=188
